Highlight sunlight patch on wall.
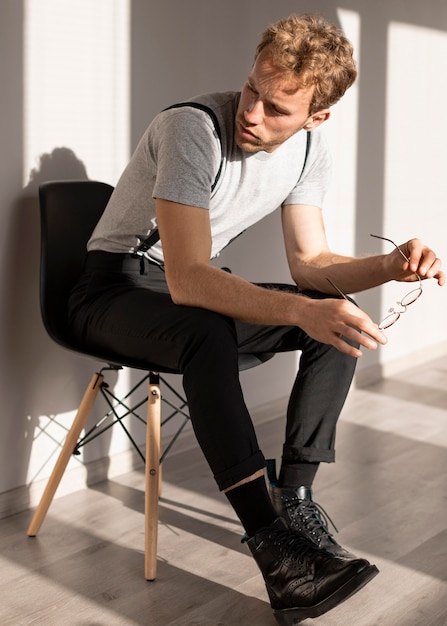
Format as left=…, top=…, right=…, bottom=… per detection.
left=382, top=21, right=447, bottom=356
left=23, top=0, right=130, bottom=186
left=26, top=410, right=84, bottom=485
left=385, top=22, right=447, bottom=230
left=23, top=0, right=134, bottom=484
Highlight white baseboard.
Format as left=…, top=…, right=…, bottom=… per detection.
left=355, top=340, right=447, bottom=387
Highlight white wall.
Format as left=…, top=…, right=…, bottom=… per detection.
left=0, top=0, right=446, bottom=505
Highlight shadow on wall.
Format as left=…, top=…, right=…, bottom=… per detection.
left=2, top=148, right=115, bottom=499
left=26, top=148, right=90, bottom=190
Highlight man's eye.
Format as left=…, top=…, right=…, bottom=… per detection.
left=271, top=105, right=286, bottom=116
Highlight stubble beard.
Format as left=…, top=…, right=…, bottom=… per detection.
left=234, top=119, right=303, bottom=154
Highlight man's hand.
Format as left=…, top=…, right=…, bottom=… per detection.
left=386, top=238, right=445, bottom=286
left=297, top=297, right=387, bottom=358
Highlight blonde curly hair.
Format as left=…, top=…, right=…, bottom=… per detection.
left=256, top=14, right=357, bottom=114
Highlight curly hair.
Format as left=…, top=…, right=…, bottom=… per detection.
left=256, top=14, right=357, bottom=114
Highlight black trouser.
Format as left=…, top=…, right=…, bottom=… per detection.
left=68, top=251, right=357, bottom=491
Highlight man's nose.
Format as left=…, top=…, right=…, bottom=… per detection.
left=244, top=98, right=264, bottom=124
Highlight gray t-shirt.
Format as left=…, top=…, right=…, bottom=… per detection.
left=88, top=91, right=331, bottom=264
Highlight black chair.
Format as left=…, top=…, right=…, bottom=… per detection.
left=27, top=179, right=274, bottom=581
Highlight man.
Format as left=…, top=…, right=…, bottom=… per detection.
left=69, top=13, right=444, bottom=624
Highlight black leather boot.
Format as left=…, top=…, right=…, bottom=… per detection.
left=245, top=518, right=378, bottom=625
left=267, top=459, right=358, bottom=560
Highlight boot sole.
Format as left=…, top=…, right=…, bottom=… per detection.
left=273, top=563, right=379, bottom=625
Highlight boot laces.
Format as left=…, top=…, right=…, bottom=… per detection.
left=286, top=496, right=339, bottom=541
left=270, top=528, right=324, bottom=564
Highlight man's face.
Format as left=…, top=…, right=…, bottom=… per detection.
left=235, top=48, right=329, bottom=153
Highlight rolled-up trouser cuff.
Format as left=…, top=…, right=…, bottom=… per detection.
left=214, top=450, right=266, bottom=491
left=282, top=445, right=335, bottom=464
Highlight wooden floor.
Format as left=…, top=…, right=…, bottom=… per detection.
left=1, top=355, right=447, bottom=625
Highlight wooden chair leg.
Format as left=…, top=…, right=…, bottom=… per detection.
left=27, top=372, right=104, bottom=537
left=145, top=371, right=161, bottom=581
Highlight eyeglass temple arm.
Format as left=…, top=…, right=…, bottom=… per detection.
left=326, top=277, right=348, bottom=300
left=370, top=233, right=409, bottom=262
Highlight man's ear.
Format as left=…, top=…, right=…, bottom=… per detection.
left=303, top=109, right=331, bottom=130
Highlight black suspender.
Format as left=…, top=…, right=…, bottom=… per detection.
left=163, top=102, right=224, bottom=193
left=132, top=102, right=223, bottom=257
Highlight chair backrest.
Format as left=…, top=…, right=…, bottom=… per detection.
left=39, top=180, right=114, bottom=349
left=39, top=179, right=274, bottom=373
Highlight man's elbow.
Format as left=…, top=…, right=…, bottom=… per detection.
left=170, top=289, right=190, bottom=306
left=166, top=279, right=188, bottom=306
left=164, top=268, right=196, bottom=307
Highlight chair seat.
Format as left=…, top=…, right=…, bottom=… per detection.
left=54, top=332, right=182, bottom=375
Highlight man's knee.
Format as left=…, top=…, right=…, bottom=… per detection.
left=180, top=308, right=237, bottom=363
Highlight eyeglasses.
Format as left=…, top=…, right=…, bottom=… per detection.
left=370, top=234, right=422, bottom=329
left=326, top=234, right=423, bottom=331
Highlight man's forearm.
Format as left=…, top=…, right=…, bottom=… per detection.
left=289, top=251, right=391, bottom=295
left=166, top=262, right=312, bottom=327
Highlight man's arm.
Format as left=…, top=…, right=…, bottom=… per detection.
left=155, top=198, right=387, bottom=357
left=281, top=203, right=445, bottom=293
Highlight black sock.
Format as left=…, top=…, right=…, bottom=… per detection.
left=225, top=475, right=278, bottom=537
left=279, top=462, right=320, bottom=489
